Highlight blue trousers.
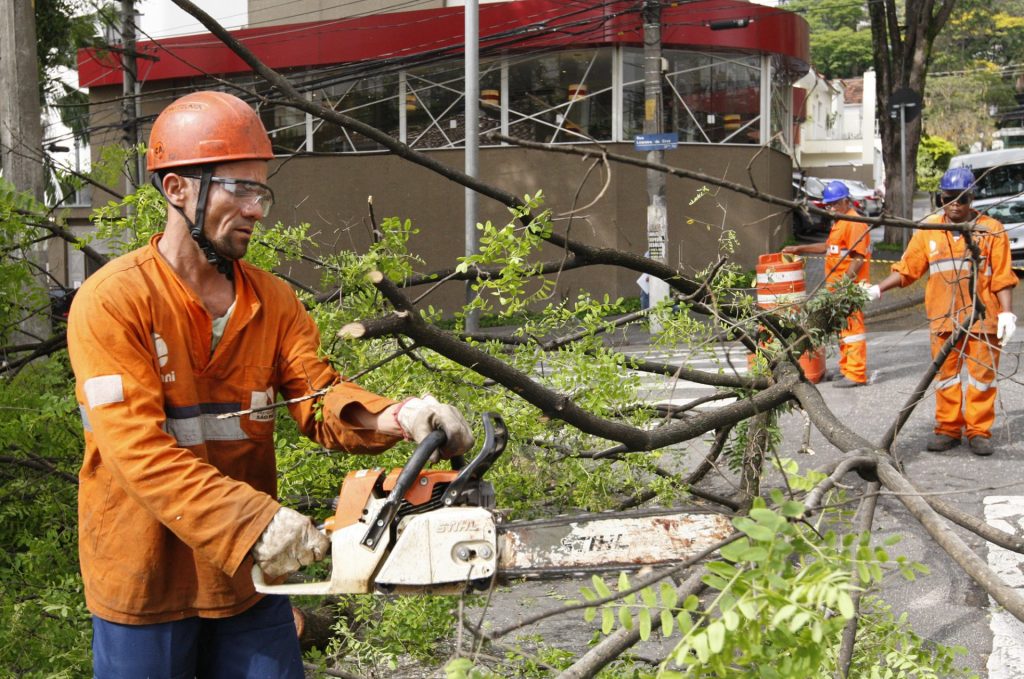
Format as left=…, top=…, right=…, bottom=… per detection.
left=92, top=595, right=304, bottom=679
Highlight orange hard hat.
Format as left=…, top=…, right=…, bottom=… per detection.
left=146, top=91, right=274, bottom=172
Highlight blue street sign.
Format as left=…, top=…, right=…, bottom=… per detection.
left=634, top=132, right=679, bottom=151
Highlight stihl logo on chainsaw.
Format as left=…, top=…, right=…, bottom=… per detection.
left=561, top=533, right=629, bottom=553
left=436, top=519, right=482, bottom=534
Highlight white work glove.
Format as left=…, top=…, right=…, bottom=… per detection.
left=251, top=506, right=329, bottom=580
left=395, top=394, right=474, bottom=460
left=860, top=282, right=881, bottom=301
left=997, top=312, right=1017, bottom=347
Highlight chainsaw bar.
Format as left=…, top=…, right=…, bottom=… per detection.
left=494, top=507, right=734, bottom=580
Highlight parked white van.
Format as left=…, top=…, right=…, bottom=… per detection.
left=948, top=148, right=1024, bottom=261
left=948, top=148, right=1024, bottom=206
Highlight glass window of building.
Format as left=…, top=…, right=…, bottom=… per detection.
left=624, top=48, right=762, bottom=145
left=311, top=73, right=400, bottom=152
left=507, top=48, right=613, bottom=143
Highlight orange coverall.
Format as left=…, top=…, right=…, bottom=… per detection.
left=824, top=208, right=872, bottom=383
left=67, top=234, right=400, bottom=625
left=892, top=212, right=1017, bottom=439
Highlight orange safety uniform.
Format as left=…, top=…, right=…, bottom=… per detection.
left=67, top=234, right=400, bottom=625
left=892, top=212, right=1017, bottom=439
left=824, top=208, right=871, bottom=383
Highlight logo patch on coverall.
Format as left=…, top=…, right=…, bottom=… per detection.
left=249, top=388, right=276, bottom=422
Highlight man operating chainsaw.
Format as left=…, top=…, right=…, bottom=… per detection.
left=66, top=90, right=474, bottom=678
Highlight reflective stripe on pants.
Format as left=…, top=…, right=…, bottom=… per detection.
left=839, top=310, right=867, bottom=383
left=930, top=332, right=1000, bottom=439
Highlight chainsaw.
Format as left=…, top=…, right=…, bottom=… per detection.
left=253, top=413, right=733, bottom=595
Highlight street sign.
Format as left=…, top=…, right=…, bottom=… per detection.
left=889, top=87, right=922, bottom=122
left=634, top=132, right=679, bottom=151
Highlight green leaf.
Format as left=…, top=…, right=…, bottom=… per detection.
left=583, top=606, right=596, bottom=623
left=741, top=546, right=769, bottom=562
left=719, top=538, right=751, bottom=562
left=592, top=575, right=611, bottom=598
left=781, top=500, right=806, bottom=518
left=661, top=609, right=675, bottom=637
left=771, top=604, right=797, bottom=628
left=618, top=571, right=630, bottom=593
left=601, top=607, right=614, bottom=634
left=734, top=517, right=774, bottom=542
left=641, top=586, right=657, bottom=608
left=692, top=632, right=711, bottom=663
left=660, top=583, right=678, bottom=610
left=639, top=607, right=652, bottom=641
left=788, top=611, right=811, bottom=633
left=722, top=608, right=740, bottom=631
left=707, top=621, right=726, bottom=653
left=837, top=591, right=856, bottom=618
left=618, top=605, right=633, bottom=631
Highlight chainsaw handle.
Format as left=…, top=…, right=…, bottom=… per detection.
left=360, top=429, right=447, bottom=549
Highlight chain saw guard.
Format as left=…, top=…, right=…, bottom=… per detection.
left=253, top=412, right=507, bottom=595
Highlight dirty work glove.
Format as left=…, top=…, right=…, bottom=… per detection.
left=997, top=312, right=1017, bottom=347
left=860, top=282, right=881, bottom=301
left=395, top=394, right=474, bottom=460
left=251, top=507, right=329, bottom=580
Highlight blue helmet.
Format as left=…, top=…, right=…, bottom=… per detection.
left=939, top=167, right=975, bottom=192
left=822, top=180, right=851, bottom=204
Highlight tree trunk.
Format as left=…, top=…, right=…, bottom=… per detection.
left=869, top=0, right=956, bottom=244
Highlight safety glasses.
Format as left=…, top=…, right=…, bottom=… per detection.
left=180, top=175, right=275, bottom=216
left=939, top=192, right=971, bottom=206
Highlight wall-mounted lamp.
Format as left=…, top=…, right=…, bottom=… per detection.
left=708, top=18, right=752, bottom=30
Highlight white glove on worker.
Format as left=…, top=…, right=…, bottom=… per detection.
left=859, top=282, right=881, bottom=301
left=251, top=506, right=329, bottom=580
left=997, top=312, right=1017, bottom=347
left=395, top=394, right=474, bottom=460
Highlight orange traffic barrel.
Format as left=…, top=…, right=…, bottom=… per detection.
left=754, top=253, right=825, bottom=383
left=755, top=252, right=806, bottom=311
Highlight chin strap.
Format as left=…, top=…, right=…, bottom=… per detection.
left=151, top=169, right=234, bottom=280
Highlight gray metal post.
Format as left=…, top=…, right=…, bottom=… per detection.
left=643, top=0, right=669, bottom=331
left=899, top=104, right=909, bottom=244
left=464, top=0, right=480, bottom=332
left=121, top=0, right=143, bottom=189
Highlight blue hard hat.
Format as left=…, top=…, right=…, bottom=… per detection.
left=821, top=180, right=851, bottom=204
left=939, top=167, right=975, bottom=192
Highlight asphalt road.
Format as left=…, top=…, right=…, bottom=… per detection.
left=467, top=312, right=1024, bottom=677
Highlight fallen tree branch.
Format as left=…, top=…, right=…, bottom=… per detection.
left=876, top=461, right=1024, bottom=623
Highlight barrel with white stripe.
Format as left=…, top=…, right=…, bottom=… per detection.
left=755, top=253, right=806, bottom=311
left=754, top=252, right=825, bottom=383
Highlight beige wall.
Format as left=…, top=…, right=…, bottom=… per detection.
left=247, top=0, right=445, bottom=26
left=266, top=143, right=793, bottom=311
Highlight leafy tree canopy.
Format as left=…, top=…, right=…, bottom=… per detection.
left=784, top=0, right=873, bottom=79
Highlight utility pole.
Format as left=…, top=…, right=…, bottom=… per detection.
left=642, top=0, right=669, bottom=331
left=464, top=0, right=480, bottom=333
left=121, top=0, right=144, bottom=189
left=0, top=0, right=46, bottom=202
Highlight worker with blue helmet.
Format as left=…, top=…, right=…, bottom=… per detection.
left=868, top=166, right=1018, bottom=455
left=784, top=180, right=872, bottom=387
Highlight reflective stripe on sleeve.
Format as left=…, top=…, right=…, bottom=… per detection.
left=935, top=375, right=961, bottom=390
left=79, top=405, right=92, bottom=432
left=842, top=333, right=866, bottom=344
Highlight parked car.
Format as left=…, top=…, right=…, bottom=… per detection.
left=978, top=197, right=1024, bottom=263
left=48, top=287, right=76, bottom=330
left=792, top=174, right=830, bottom=238
left=821, top=178, right=882, bottom=216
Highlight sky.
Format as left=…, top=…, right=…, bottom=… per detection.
left=135, top=0, right=247, bottom=39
